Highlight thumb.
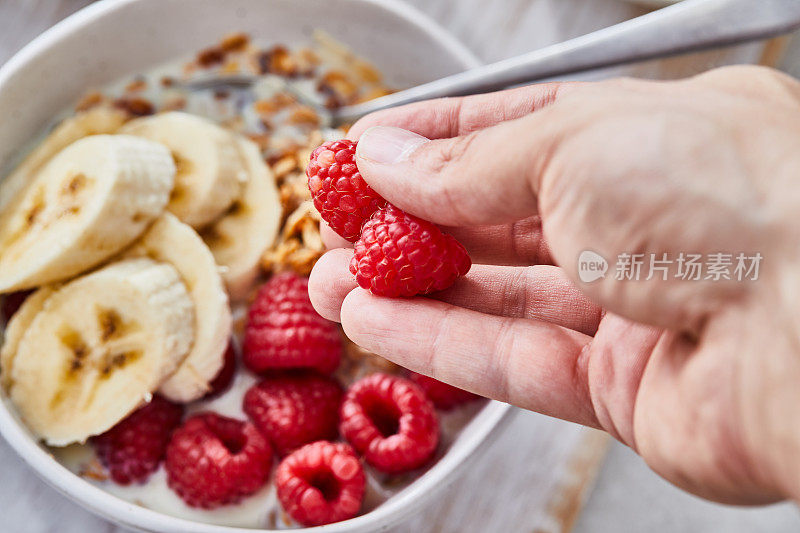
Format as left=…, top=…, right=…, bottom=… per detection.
left=355, top=119, right=554, bottom=226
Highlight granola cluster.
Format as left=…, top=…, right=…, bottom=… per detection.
left=261, top=131, right=326, bottom=277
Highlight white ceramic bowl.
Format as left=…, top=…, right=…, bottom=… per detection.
left=0, top=0, right=512, bottom=531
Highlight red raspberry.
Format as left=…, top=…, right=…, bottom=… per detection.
left=1, top=290, right=33, bottom=323
left=243, top=272, right=341, bottom=375
left=91, top=395, right=183, bottom=485
left=306, top=139, right=386, bottom=242
left=165, top=412, right=272, bottom=508
left=243, top=372, right=342, bottom=455
left=408, top=372, right=480, bottom=410
left=203, top=340, right=237, bottom=399
left=276, top=441, right=365, bottom=527
left=339, top=373, right=439, bottom=474
left=350, top=205, right=471, bottom=297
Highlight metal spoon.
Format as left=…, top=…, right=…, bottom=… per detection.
left=182, top=0, right=800, bottom=126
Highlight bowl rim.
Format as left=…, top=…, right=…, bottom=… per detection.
left=0, top=0, right=482, bottom=92
left=0, top=1, right=512, bottom=531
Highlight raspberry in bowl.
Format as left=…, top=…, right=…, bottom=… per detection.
left=0, top=2, right=511, bottom=531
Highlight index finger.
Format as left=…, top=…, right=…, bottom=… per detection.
left=347, top=82, right=579, bottom=141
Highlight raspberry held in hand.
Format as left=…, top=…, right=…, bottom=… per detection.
left=276, top=441, right=366, bottom=527
left=306, top=139, right=386, bottom=242
left=243, top=372, right=342, bottom=456
left=350, top=205, right=471, bottom=297
left=165, top=412, right=272, bottom=509
left=243, top=272, right=341, bottom=375
left=91, top=395, right=183, bottom=485
left=408, top=372, right=481, bottom=410
left=339, top=373, right=439, bottom=474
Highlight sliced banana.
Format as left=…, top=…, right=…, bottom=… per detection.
left=120, top=112, right=248, bottom=229
left=0, top=135, right=175, bottom=293
left=200, top=137, right=282, bottom=300
left=123, top=214, right=231, bottom=403
left=0, top=106, right=128, bottom=217
left=0, top=287, right=56, bottom=390
left=6, top=258, right=194, bottom=446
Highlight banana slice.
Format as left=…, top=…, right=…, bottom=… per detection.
left=0, top=106, right=128, bottom=217
left=0, top=287, right=56, bottom=390
left=123, top=214, right=232, bottom=403
left=6, top=258, right=194, bottom=446
left=200, top=137, right=282, bottom=300
left=0, top=135, right=175, bottom=293
left=120, top=112, right=248, bottom=228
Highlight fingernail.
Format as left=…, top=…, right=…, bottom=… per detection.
left=357, top=126, right=428, bottom=164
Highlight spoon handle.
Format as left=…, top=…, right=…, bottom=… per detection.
left=334, top=0, right=800, bottom=124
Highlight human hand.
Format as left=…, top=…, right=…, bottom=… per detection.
left=308, top=65, right=800, bottom=505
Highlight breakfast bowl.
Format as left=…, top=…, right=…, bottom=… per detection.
left=0, top=0, right=513, bottom=531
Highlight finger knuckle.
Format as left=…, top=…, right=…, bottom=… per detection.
left=698, top=64, right=773, bottom=81
left=426, top=130, right=480, bottom=175
left=418, top=132, right=483, bottom=222
left=696, top=64, right=795, bottom=90
left=696, top=65, right=800, bottom=107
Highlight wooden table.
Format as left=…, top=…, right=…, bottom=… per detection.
left=0, top=2, right=796, bottom=532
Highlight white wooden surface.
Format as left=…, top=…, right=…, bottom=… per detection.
left=1, top=1, right=799, bottom=532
